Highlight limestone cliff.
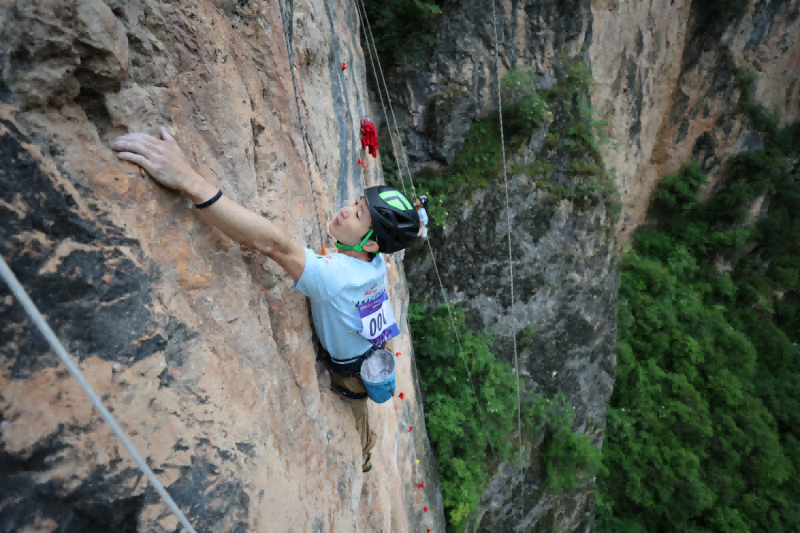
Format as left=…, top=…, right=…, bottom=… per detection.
left=377, top=0, right=799, bottom=242
left=596, top=0, right=800, bottom=241
left=0, top=1, right=444, bottom=532
left=380, top=0, right=800, bottom=531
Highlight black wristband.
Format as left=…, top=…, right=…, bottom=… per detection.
left=194, top=189, right=222, bottom=209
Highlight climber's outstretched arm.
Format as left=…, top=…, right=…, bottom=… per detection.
left=111, top=128, right=306, bottom=280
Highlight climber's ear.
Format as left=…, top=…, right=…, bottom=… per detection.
left=362, top=239, right=380, bottom=254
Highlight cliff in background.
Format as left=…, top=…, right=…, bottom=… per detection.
left=382, top=0, right=800, bottom=531
left=378, top=0, right=800, bottom=241
left=0, top=1, right=445, bottom=532
left=597, top=0, right=800, bottom=241
left=396, top=1, right=618, bottom=528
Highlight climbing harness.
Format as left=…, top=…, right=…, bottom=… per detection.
left=491, top=0, right=523, bottom=460
left=354, top=0, right=495, bottom=454
left=0, top=257, right=199, bottom=533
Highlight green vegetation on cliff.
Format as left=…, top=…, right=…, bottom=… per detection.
left=598, top=126, right=800, bottom=531
left=406, top=55, right=614, bottom=531
left=362, top=0, right=447, bottom=63
left=386, top=57, right=619, bottom=227
left=383, top=65, right=550, bottom=216
left=409, top=302, right=603, bottom=531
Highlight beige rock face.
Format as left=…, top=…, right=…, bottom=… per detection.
left=594, top=0, right=800, bottom=241
left=0, top=1, right=443, bottom=532
left=651, top=0, right=800, bottom=197
left=728, top=1, right=800, bottom=127
left=589, top=0, right=693, bottom=239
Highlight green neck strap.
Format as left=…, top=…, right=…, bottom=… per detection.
left=335, top=229, right=374, bottom=252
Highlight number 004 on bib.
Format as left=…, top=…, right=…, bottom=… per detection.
left=358, top=290, right=399, bottom=345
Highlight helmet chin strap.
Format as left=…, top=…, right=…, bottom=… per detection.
left=335, top=229, right=374, bottom=252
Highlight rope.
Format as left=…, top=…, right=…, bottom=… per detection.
left=424, top=240, right=493, bottom=451
left=354, top=0, right=494, bottom=452
left=355, top=0, right=417, bottom=200
left=0, top=257, right=198, bottom=533
left=269, top=0, right=327, bottom=251
left=352, top=0, right=407, bottom=196
left=490, top=0, right=522, bottom=459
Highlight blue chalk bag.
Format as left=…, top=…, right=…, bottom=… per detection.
left=360, top=349, right=396, bottom=404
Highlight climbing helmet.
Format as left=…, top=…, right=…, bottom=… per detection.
left=364, top=186, right=420, bottom=253
left=417, top=194, right=429, bottom=209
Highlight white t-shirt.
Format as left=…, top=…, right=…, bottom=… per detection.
left=293, top=248, right=389, bottom=361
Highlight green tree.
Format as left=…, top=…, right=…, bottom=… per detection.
left=599, top=147, right=800, bottom=532
left=410, top=302, right=602, bottom=531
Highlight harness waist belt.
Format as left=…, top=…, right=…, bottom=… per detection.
left=326, top=345, right=380, bottom=377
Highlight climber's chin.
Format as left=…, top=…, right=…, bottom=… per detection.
left=328, top=221, right=340, bottom=241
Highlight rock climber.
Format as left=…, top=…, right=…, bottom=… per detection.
left=394, top=194, right=429, bottom=263
left=111, top=127, right=420, bottom=474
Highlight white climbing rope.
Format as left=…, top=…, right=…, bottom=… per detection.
left=490, top=0, right=523, bottom=459
left=424, top=241, right=494, bottom=451
left=354, top=0, right=494, bottom=452
left=353, top=0, right=408, bottom=196
left=354, top=0, right=417, bottom=200
left=0, top=257, right=198, bottom=533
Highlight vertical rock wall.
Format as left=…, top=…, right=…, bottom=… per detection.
left=380, top=0, right=800, bottom=531
left=0, top=1, right=444, bottom=532
left=375, top=0, right=592, bottom=169
left=379, top=0, right=800, bottom=240
left=646, top=0, right=800, bottom=207
left=598, top=0, right=800, bottom=241
left=379, top=1, right=616, bottom=531
left=589, top=0, right=692, bottom=239
left=405, top=99, right=618, bottom=532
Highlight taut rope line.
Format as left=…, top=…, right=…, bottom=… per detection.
left=352, top=0, right=408, bottom=196
left=490, top=0, right=523, bottom=459
left=0, top=257, right=199, bottom=533
left=355, top=0, right=417, bottom=200
left=354, top=0, right=495, bottom=452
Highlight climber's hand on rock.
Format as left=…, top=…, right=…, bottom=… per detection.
left=112, top=127, right=200, bottom=193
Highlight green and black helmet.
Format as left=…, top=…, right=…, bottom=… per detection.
left=335, top=186, right=419, bottom=254
left=365, top=186, right=420, bottom=253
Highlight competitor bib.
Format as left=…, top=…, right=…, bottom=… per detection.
left=358, top=290, right=399, bottom=345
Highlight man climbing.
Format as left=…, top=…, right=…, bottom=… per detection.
left=394, top=195, right=429, bottom=263
left=111, top=127, right=420, bottom=473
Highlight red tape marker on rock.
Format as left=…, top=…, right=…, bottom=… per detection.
left=418, top=482, right=425, bottom=488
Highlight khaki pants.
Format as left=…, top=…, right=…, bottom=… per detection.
left=331, top=371, right=377, bottom=459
